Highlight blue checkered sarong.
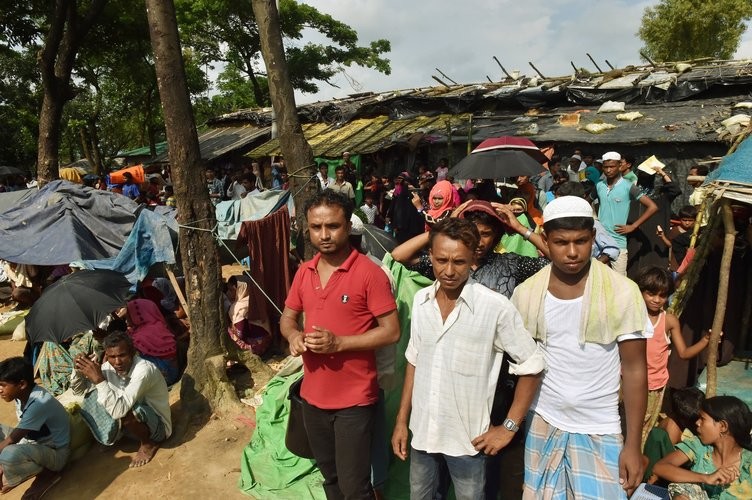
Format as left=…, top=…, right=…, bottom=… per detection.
left=80, top=389, right=166, bottom=445
left=523, top=412, right=626, bottom=500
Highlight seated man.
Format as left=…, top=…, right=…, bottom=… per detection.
left=0, top=357, right=70, bottom=498
left=71, top=331, right=171, bottom=468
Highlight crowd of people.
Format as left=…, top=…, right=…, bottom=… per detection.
left=1, top=145, right=751, bottom=499
left=283, top=147, right=752, bottom=500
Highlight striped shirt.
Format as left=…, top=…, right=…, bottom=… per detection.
left=406, top=279, right=545, bottom=456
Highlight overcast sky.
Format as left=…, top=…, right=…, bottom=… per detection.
left=288, top=0, right=752, bottom=104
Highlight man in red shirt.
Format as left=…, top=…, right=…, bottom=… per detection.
left=281, top=190, right=400, bottom=499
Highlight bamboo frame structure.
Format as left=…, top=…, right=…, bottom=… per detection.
left=706, top=200, right=737, bottom=397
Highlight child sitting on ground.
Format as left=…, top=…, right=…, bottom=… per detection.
left=0, top=357, right=70, bottom=498
left=638, top=266, right=715, bottom=448
left=654, top=396, right=752, bottom=499
left=644, top=387, right=705, bottom=484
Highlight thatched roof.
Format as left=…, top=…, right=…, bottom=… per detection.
left=214, top=59, right=752, bottom=158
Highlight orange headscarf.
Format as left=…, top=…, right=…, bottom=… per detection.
left=426, top=180, right=457, bottom=219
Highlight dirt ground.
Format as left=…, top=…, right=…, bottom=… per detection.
left=0, top=323, right=256, bottom=500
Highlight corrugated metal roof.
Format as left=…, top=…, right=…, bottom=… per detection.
left=152, top=125, right=269, bottom=163
left=116, top=142, right=168, bottom=158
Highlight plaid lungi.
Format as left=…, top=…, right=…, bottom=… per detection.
left=523, top=412, right=626, bottom=500
left=80, top=389, right=166, bottom=446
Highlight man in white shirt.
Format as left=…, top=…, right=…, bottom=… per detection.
left=511, top=196, right=649, bottom=499
left=72, top=331, right=171, bottom=468
left=316, top=163, right=334, bottom=190
left=391, top=218, right=545, bottom=500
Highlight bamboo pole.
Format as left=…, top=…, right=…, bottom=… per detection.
left=467, top=115, right=473, bottom=156
left=446, top=119, right=454, bottom=166
left=706, top=199, right=736, bottom=397
left=528, top=61, right=546, bottom=79
left=492, top=56, right=513, bottom=80
left=670, top=199, right=720, bottom=316
left=586, top=53, right=603, bottom=73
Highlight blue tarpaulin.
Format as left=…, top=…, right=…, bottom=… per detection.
left=0, top=180, right=138, bottom=265
left=706, top=136, right=752, bottom=185
left=72, top=208, right=178, bottom=286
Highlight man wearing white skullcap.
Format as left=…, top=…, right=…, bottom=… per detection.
left=596, top=152, right=658, bottom=275
left=512, top=196, right=650, bottom=499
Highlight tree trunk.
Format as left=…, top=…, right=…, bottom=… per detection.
left=36, top=0, right=107, bottom=185
left=252, top=0, right=317, bottom=258
left=145, top=0, right=241, bottom=414
left=706, top=199, right=736, bottom=397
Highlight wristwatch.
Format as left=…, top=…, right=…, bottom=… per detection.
left=502, top=418, right=519, bottom=433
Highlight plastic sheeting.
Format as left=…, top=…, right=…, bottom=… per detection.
left=215, top=189, right=293, bottom=241
left=0, top=188, right=35, bottom=215
left=239, top=369, right=326, bottom=499
left=71, top=208, right=178, bottom=286
left=0, top=180, right=138, bottom=265
left=707, top=134, right=752, bottom=185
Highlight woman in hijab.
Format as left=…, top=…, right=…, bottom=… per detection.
left=412, top=180, right=458, bottom=231
left=126, top=299, right=180, bottom=384
left=495, top=197, right=540, bottom=257
left=227, top=276, right=272, bottom=355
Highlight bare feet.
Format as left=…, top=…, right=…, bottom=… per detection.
left=129, top=442, right=160, bottom=468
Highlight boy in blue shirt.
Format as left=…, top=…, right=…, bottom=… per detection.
left=596, top=151, right=658, bottom=275
left=0, top=357, right=70, bottom=498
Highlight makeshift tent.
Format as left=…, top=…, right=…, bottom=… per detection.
left=0, top=188, right=35, bottom=215
left=0, top=180, right=138, bottom=265
left=669, top=136, right=752, bottom=394
left=71, top=208, right=178, bottom=286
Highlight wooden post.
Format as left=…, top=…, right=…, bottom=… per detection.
left=706, top=199, right=736, bottom=397
left=435, top=68, right=458, bottom=85
left=165, top=266, right=190, bottom=318
left=528, top=61, right=546, bottom=79
left=586, top=53, right=603, bottom=73
left=432, top=75, right=450, bottom=87
left=640, top=51, right=657, bottom=67
left=492, top=56, right=513, bottom=80
left=467, top=115, right=473, bottom=156
left=445, top=119, right=454, bottom=166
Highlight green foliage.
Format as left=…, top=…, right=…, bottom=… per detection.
left=0, top=0, right=390, bottom=169
left=177, top=0, right=391, bottom=104
left=638, top=0, right=752, bottom=62
left=0, top=46, right=39, bottom=167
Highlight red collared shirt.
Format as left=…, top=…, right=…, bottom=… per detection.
left=285, top=248, right=396, bottom=409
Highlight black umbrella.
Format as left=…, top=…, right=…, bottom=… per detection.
left=26, top=270, right=132, bottom=344
left=448, top=149, right=545, bottom=180
left=0, top=166, right=26, bottom=177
